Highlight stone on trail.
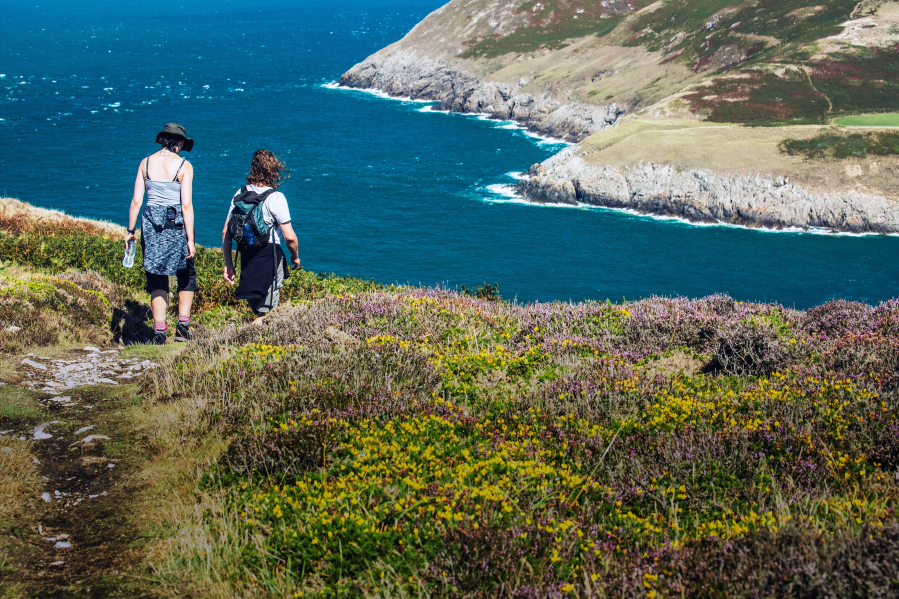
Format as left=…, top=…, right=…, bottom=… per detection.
left=50, top=561, right=64, bottom=567
left=76, top=435, right=110, bottom=444
left=96, top=378, right=118, bottom=385
left=54, top=541, right=72, bottom=549
left=22, top=358, right=47, bottom=371
left=82, top=346, right=100, bottom=352
left=81, top=456, right=118, bottom=466
left=32, top=422, right=62, bottom=441
left=41, top=492, right=52, bottom=503
left=74, top=425, right=93, bottom=435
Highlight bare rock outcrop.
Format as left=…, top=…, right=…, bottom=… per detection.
left=518, top=149, right=899, bottom=234
left=339, top=51, right=624, bottom=142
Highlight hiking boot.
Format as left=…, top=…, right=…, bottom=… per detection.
left=174, top=322, right=194, bottom=342
left=152, top=330, right=168, bottom=345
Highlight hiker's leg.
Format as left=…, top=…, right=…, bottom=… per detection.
left=178, top=291, right=194, bottom=317
left=176, top=258, right=198, bottom=319
left=250, top=261, right=283, bottom=326
left=150, top=290, right=168, bottom=324
left=145, top=271, right=171, bottom=331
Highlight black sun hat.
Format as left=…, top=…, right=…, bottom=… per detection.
left=155, top=123, right=194, bottom=152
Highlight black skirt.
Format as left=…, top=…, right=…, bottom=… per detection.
left=236, top=243, right=288, bottom=301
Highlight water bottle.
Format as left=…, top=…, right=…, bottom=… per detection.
left=122, top=240, right=136, bottom=268
left=243, top=223, right=254, bottom=246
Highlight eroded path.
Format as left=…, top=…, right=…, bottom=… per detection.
left=1, top=346, right=160, bottom=598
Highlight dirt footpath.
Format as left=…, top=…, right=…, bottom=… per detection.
left=1, top=346, right=160, bottom=598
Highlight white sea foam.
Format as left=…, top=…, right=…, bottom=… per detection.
left=522, top=129, right=572, bottom=146
left=324, top=81, right=572, bottom=147
left=323, top=81, right=433, bottom=103
left=484, top=183, right=520, bottom=199
left=476, top=183, right=895, bottom=235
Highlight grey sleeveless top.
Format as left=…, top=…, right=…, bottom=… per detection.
left=144, top=156, right=184, bottom=206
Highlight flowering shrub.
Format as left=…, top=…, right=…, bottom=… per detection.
left=146, top=287, right=899, bottom=596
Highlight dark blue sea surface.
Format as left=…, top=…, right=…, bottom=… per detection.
left=1, top=0, right=896, bottom=308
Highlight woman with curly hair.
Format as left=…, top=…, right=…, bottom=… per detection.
left=125, top=123, right=197, bottom=344
left=222, top=149, right=300, bottom=325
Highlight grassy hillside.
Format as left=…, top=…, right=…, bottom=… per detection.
left=572, top=120, right=899, bottom=199
left=2, top=203, right=897, bottom=597
left=391, top=0, right=899, bottom=126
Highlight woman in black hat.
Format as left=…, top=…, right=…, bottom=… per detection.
left=125, top=123, right=197, bottom=344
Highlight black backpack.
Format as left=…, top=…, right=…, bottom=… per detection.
left=226, top=186, right=277, bottom=250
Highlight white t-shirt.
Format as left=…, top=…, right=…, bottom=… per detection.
left=227, top=185, right=291, bottom=244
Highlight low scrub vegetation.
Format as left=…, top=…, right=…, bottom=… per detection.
left=0, top=272, right=116, bottom=353
left=1, top=204, right=896, bottom=597
left=780, top=130, right=899, bottom=159
left=145, top=289, right=898, bottom=596
left=0, top=199, right=387, bottom=325
left=684, top=47, right=899, bottom=125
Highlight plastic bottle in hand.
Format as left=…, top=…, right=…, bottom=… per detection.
left=122, top=240, right=136, bottom=268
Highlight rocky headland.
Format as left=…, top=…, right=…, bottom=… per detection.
left=339, top=0, right=899, bottom=233
left=339, top=51, right=625, bottom=142
left=519, top=147, right=899, bottom=234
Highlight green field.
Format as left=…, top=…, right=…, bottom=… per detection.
left=833, top=113, right=899, bottom=127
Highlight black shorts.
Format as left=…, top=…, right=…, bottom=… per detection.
left=144, top=258, right=197, bottom=294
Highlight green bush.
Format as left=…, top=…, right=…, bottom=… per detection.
left=779, top=130, right=899, bottom=159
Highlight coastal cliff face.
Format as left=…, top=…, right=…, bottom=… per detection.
left=339, top=51, right=624, bottom=142
left=519, top=148, right=899, bottom=234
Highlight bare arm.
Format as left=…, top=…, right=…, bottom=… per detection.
left=222, top=228, right=236, bottom=284
left=125, top=163, right=146, bottom=247
left=279, top=222, right=300, bottom=269
left=180, top=162, right=195, bottom=259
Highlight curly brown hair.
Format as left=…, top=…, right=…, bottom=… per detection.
left=246, top=149, right=289, bottom=188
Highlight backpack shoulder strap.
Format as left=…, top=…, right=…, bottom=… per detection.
left=258, top=189, right=278, bottom=202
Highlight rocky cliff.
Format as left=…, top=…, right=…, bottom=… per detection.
left=519, top=148, right=899, bottom=234
left=339, top=50, right=624, bottom=142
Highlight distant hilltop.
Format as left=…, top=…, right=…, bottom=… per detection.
left=340, top=0, right=899, bottom=232
left=340, top=0, right=899, bottom=139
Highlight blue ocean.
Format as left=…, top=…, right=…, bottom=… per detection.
left=0, top=0, right=896, bottom=308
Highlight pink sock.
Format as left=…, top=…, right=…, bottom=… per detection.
left=178, top=314, right=191, bottom=324
left=154, top=320, right=168, bottom=332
